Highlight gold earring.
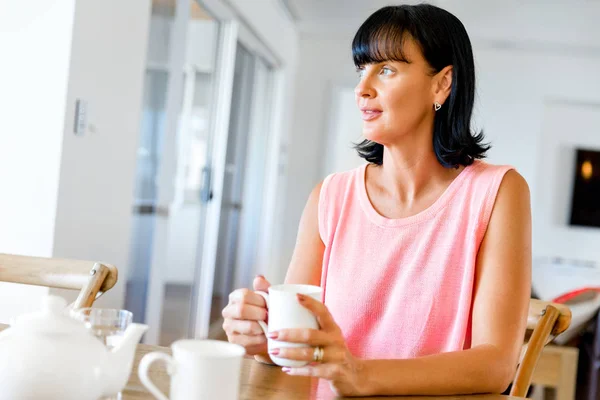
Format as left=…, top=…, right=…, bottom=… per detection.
left=434, top=102, right=442, bottom=111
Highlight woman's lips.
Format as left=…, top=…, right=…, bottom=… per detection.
left=360, top=109, right=382, bottom=121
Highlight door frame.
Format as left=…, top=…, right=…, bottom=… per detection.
left=191, top=18, right=239, bottom=339
left=192, top=0, right=286, bottom=339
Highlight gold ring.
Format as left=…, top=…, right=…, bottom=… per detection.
left=313, top=346, right=324, bottom=363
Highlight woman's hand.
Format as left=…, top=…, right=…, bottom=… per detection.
left=222, top=276, right=271, bottom=358
left=267, top=294, right=369, bottom=397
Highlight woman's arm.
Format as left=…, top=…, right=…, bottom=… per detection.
left=253, top=182, right=325, bottom=365
left=277, top=170, right=532, bottom=396
left=284, top=182, right=325, bottom=286
left=361, top=170, right=532, bottom=395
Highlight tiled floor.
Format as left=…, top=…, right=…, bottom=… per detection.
left=159, top=284, right=193, bottom=346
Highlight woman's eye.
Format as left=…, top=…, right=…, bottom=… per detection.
left=356, top=68, right=366, bottom=78
left=380, top=67, right=393, bottom=76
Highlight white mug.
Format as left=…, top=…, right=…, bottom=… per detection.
left=256, top=284, right=323, bottom=368
left=138, top=339, right=246, bottom=400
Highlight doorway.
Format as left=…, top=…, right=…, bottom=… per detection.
left=125, top=0, right=276, bottom=345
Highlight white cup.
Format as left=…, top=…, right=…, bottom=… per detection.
left=256, top=284, right=323, bottom=368
left=138, top=340, right=246, bottom=400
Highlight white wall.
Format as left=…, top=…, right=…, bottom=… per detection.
left=322, top=87, right=363, bottom=177
left=280, top=2, right=600, bottom=276
left=440, top=1, right=600, bottom=50
left=474, top=48, right=600, bottom=260
left=50, top=0, right=152, bottom=309
left=0, top=0, right=76, bottom=322
left=533, top=102, right=600, bottom=261
left=279, top=36, right=357, bottom=279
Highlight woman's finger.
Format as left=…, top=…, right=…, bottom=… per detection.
left=282, top=363, right=342, bottom=381
left=222, top=302, right=267, bottom=321
left=272, top=328, right=337, bottom=346
left=228, top=332, right=267, bottom=347
left=270, top=345, right=342, bottom=363
left=252, top=275, right=271, bottom=292
left=228, top=288, right=267, bottom=307
left=297, top=294, right=339, bottom=332
left=223, top=318, right=264, bottom=335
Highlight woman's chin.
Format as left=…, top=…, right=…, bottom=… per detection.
left=362, top=123, right=388, bottom=139
left=362, top=130, right=386, bottom=144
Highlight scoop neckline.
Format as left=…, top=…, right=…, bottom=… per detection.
left=357, top=160, right=482, bottom=228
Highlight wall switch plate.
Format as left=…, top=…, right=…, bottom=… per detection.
left=74, top=99, right=88, bottom=135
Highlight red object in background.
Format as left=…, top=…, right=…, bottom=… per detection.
left=552, top=287, right=600, bottom=304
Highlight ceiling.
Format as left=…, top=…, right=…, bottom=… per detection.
left=283, top=0, right=596, bottom=21
left=281, top=0, right=600, bottom=40
left=283, top=0, right=430, bottom=21
left=281, top=0, right=451, bottom=35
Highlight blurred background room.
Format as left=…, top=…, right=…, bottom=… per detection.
left=1, top=0, right=600, bottom=398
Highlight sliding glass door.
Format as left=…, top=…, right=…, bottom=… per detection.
left=206, top=45, right=274, bottom=338
left=126, top=0, right=277, bottom=345
left=127, top=0, right=227, bottom=345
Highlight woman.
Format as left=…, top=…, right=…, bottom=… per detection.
left=222, top=3, right=531, bottom=396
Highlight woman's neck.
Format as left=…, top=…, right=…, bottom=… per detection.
left=374, top=138, right=461, bottom=206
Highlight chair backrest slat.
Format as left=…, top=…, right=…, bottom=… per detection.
left=0, top=253, right=118, bottom=309
left=510, top=300, right=572, bottom=397
left=526, top=299, right=572, bottom=335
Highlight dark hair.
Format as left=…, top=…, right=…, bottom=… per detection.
left=352, top=4, right=489, bottom=168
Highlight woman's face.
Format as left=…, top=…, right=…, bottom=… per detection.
left=354, top=38, right=438, bottom=145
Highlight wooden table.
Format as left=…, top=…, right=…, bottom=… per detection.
left=0, top=323, right=521, bottom=399
left=123, top=345, right=521, bottom=400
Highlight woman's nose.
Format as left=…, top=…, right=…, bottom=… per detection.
left=355, top=78, right=375, bottom=99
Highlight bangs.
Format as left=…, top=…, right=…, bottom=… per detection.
left=352, top=7, right=415, bottom=66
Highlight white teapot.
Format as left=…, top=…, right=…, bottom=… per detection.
left=0, top=295, right=148, bottom=400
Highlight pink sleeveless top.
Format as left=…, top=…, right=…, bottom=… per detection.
left=318, top=160, right=513, bottom=359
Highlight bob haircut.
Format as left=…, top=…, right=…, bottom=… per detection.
left=352, top=4, right=489, bottom=168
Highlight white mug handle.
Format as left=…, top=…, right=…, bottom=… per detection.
left=255, top=291, right=270, bottom=334
left=138, top=352, right=175, bottom=400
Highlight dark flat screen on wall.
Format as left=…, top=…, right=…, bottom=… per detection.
left=570, top=149, right=600, bottom=228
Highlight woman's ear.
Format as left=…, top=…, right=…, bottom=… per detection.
left=433, top=65, right=453, bottom=104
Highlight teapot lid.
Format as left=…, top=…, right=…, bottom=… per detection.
left=11, top=295, right=90, bottom=336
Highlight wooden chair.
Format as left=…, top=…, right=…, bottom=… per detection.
left=511, top=299, right=573, bottom=397
left=0, top=253, right=118, bottom=309
left=530, top=344, right=578, bottom=400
